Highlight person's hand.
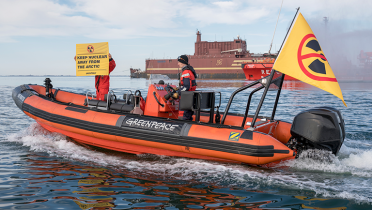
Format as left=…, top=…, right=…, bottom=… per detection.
left=109, top=53, right=112, bottom=59
left=172, top=93, right=179, bottom=99
left=74, top=55, right=76, bottom=61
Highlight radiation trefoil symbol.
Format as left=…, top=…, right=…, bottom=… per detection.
left=87, top=45, right=94, bottom=53
left=297, top=34, right=337, bottom=82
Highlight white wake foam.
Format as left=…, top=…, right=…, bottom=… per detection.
left=6, top=123, right=372, bottom=203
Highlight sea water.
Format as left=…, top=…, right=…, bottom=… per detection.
left=1, top=76, right=372, bottom=209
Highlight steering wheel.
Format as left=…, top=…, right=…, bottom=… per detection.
left=164, top=85, right=178, bottom=100
left=165, top=85, right=176, bottom=94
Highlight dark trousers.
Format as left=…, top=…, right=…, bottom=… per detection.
left=183, top=110, right=194, bottom=121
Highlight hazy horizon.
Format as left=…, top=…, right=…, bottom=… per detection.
left=1, top=0, right=371, bottom=80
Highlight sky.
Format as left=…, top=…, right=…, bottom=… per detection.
left=0, top=0, right=372, bottom=76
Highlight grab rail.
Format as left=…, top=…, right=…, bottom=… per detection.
left=85, top=92, right=94, bottom=106
left=124, top=90, right=132, bottom=103
left=221, top=80, right=261, bottom=125
left=241, top=85, right=264, bottom=127
left=153, top=91, right=164, bottom=107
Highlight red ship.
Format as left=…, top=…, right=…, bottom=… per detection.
left=241, top=61, right=297, bottom=80
left=146, top=31, right=286, bottom=79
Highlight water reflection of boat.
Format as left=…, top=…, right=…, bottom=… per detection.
left=17, top=154, right=348, bottom=210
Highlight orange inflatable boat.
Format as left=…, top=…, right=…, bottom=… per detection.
left=12, top=73, right=345, bottom=166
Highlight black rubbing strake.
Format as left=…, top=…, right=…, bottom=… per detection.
left=22, top=103, right=289, bottom=157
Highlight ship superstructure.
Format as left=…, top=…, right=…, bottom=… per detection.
left=145, top=31, right=272, bottom=79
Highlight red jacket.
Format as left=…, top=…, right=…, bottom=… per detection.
left=95, top=59, right=116, bottom=90
left=180, top=66, right=197, bottom=91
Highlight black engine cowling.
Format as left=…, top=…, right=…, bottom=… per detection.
left=289, top=107, right=345, bottom=155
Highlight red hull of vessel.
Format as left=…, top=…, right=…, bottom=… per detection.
left=242, top=63, right=298, bottom=80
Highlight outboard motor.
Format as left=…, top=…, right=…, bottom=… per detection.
left=287, top=107, right=345, bottom=157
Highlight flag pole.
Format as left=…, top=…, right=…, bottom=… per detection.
left=250, top=7, right=300, bottom=128
left=269, top=7, right=301, bottom=121
left=276, top=7, right=300, bottom=56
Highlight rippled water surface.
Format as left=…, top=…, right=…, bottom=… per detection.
left=1, top=76, right=372, bottom=209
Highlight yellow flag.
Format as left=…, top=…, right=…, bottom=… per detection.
left=273, top=13, right=346, bottom=106
left=76, top=42, right=109, bottom=76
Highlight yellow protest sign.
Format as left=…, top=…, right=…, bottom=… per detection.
left=76, top=42, right=109, bottom=76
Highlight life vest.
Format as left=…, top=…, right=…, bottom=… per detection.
left=180, top=66, right=197, bottom=91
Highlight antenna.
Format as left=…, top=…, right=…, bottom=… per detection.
left=323, top=17, right=328, bottom=25
left=323, top=17, right=328, bottom=51
left=268, top=0, right=284, bottom=55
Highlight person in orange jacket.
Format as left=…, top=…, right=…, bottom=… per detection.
left=94, top=53, right=116, bottom=101
left=75, top=53, right=116, bottom=101
left=177, top=55, right=197, bottom=120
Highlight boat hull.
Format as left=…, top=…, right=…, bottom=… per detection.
left=242, top=63, right=298, bottom=80
left=13, top=84, right=295, bottom=165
